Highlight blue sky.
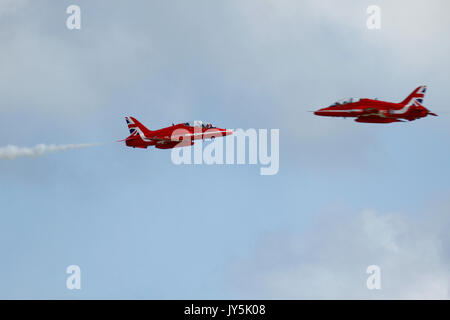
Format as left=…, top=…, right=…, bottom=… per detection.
left=1, top=0, right=450, bottom=299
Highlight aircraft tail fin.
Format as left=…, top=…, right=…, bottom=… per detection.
left=401, top=85, right=427, bottom=106
left=125, top=116, right=151, bottom=136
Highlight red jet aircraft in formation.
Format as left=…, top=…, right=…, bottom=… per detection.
left=314, top=85, right=437, bottom=123
left=122, top=86, right=436, bottom=150
left=123, top=117, right=232, bottom=149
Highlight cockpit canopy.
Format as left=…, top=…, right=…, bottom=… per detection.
left=182, top=121, right=216, bottom=128
left=331, top=97, right=361, bottom=106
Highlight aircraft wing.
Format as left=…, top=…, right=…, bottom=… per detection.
left=355, top=114, right=404, bottom=123
left=154, top=139, right=194, bottom=149
left=360, top=108, right=386, bottom=117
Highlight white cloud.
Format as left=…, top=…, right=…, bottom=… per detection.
left=230, top=205, right=450, bottom=299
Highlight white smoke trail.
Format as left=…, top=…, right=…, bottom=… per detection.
left=0, top=143, right=101, bottom=160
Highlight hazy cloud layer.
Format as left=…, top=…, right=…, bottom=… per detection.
left=0, top=0, right=449, bottom=299
left=231, top=203, right=450, bottom=299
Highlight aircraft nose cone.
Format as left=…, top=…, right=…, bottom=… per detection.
left=224, top=129, right=233, bottom=136
left=314, top=109, right=325, bottom=116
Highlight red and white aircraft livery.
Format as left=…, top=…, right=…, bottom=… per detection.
left=123, top=117, right=233, bottom=149
left=314, top=86, right=437, bottom=123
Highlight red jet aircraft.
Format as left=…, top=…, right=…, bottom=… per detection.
left=314, top=85, right=437, bottom=123
left=122, top=117, right=233, bottom=149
